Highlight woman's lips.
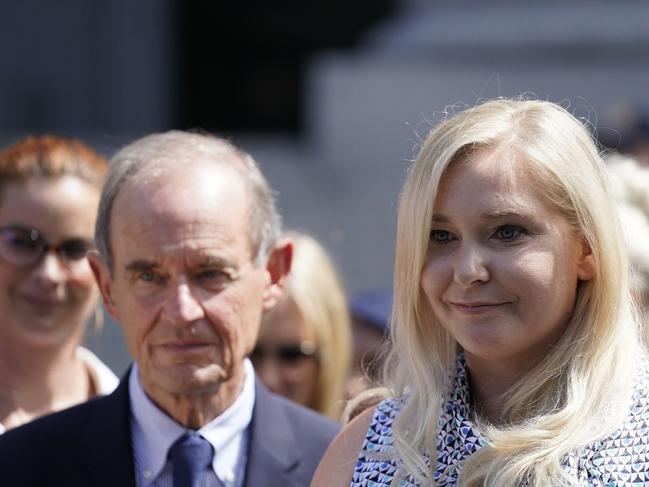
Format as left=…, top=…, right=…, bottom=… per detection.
left=19, top=293, right=64, bottom=309
left=449, top=302, right=507, bottom=314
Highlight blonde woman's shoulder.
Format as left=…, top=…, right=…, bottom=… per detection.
left=311, top=406, right=375, bottom=487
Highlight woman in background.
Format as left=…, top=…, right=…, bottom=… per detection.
left=252, top=231, right=352, bottom=420
left=0, top=135, right=117, bottom=433
left=607, top=153, right=649, bottom=316
left=313, top=99, right=649, bottom=486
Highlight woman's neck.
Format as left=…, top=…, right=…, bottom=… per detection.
left=0, top=340, right=90, bottom=431
left=464, top=353, right=534, bottom=425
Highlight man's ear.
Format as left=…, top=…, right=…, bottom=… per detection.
left=88, top=251, right=119, bottom=319
left=262, top=238, right=293, bottom=311
left=577, top=237, right=596, bottom=281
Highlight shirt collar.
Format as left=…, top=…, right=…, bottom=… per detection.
left=437, top=353, right=487, bottom=453
left=129, top=359, right=256, bottom=482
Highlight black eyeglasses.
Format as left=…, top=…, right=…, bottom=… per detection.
left=250, top=340, right=318, bottom=366
left=0, top=225, right=95, bottom=268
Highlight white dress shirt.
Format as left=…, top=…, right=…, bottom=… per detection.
left=129, top=359, right=256, bottom=487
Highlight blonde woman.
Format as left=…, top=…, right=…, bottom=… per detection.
left=313, top=99, right=649, bottom=486
left=252, top=231, right=352, bottom=419
left=606, top=154, right=649, bottom=312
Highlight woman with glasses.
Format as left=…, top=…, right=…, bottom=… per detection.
left=251, top=231, right=352, bottom=420
left=0, top=135, right=117, bottom=433
left=313, top=99, right=649, bottom=486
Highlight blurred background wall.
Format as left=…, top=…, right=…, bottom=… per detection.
left=2, top=0, right=648, bottom=375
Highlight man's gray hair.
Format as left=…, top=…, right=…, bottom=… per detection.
left=95, top=130, right=281, bottom=271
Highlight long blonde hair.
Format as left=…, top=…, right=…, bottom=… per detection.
left=383, top=99, right=643, bottom=485
left=266, top=231, right=352, bottom=419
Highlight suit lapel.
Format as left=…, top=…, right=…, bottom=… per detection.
left=244, top=380, right=303, bottom=487
left=74, top=372, right=309, bottom=486
left=80, top=371, right=137, bottom=487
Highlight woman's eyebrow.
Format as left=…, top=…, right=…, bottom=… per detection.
left=480, top=208, right=529, bottom=220
left=431, top=209, right=530, bottom=223
left=431, top=213, right=450, bottom=223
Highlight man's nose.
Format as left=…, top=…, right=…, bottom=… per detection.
left=163, top=283, right=205, bottom=324
left=453, top=243, right=490, bottom=287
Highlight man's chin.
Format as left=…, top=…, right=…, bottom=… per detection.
left=159, top=363, right=230, bottom=393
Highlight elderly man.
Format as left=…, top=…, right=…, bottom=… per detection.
left=0, top=131, right=338, bottom=486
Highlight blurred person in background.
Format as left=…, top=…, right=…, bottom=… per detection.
left=0, top=136, right=116, bottom=434
left=606, top=154, right=649, bottom=321
left=346, top=288, right=392, bottom=399
left=252, top=231, right=352, bottom=420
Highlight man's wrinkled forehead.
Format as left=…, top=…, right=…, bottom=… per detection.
left=109, top=161, right=255, bottom=257
left=119, top=155, right=248, bottom=207
left=125, top=147, right=248, bottom=187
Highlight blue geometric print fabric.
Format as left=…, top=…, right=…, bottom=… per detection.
left=350, top=355, right=649, bottom=486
